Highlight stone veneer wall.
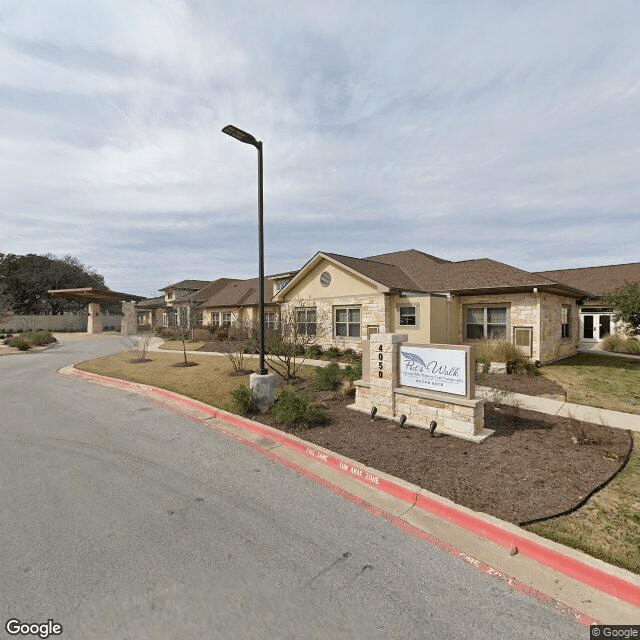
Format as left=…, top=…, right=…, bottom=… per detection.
left=456, top=292, right=541, bottom=359
left=282, top=294, right=389, bottom=352
left=455, top=292, right=579, bottom=364
left=539, top=293, right=579, bottom=363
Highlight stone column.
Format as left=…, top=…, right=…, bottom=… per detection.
left=366, top=332, right=408, bottom=419
left=87, top=302, right=102, bottom=334
left=121, top=301, right=138, bottom=335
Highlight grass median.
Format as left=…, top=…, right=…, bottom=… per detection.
left=75, top=348, right=640, bottom=574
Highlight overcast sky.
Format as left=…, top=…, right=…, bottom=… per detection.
left=1, top=1, right=639, bottom=297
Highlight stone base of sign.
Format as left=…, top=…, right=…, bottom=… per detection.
left=351, top=333, right=493, bottom=443
left=350, top=382, right=493, bottom=443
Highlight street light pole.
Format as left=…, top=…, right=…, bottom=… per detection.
left=256, top=139, right=266, bottom=375
left=222, top=124, right=267, bottom=376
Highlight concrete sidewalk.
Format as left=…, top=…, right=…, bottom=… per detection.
left=476, top=386, right=640, bottom=433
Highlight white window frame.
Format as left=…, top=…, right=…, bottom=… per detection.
left=296, top=307, right=316, bottom=336
left=398, top=306, right=417, bottom=327
left=464, top=305, right=508, bottom=341
left=265, top=312, right=278, bottom=332
left=334, top=306, right=361, bottom=338
left=561, top=305, right=572, bottom=340
left=222, top=312, right=232, bottom=326
left=210, top=312, right=220, bottom=327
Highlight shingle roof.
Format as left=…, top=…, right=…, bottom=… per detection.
left=198, top=277, right=275, bottom=308
left=305, top=250, right=587, bottom=296
left=535, top=263, right=640, bottom=298
left=159, top=279, right=212, bottom=292
left=322, top=252, right=421, bottom=290
left=182, top=278, right=239, bottom=303
left=136, top=296, right=165, bottom=308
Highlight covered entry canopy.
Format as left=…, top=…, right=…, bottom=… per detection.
left=47, top=288, right=144, bottom=334
left=48, top=287, right=144, bottom=302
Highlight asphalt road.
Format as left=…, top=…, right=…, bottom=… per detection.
left=0, top=335, right=585, bottom=639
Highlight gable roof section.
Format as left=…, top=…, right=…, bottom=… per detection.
left=415, top=258, right=574, bottom=294
left=198, top=277, right=275, bottom=308
left=182, top=278, right=239, bottom=304
left=277, top=249, right=588, bottom=299
left=534, top=263, right=640, bottom=298
left=322, top=252, right=422, bottom=290
left=159, top=279, right=212, bottom=292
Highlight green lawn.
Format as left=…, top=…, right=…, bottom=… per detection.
left=540, top=353, right=640, bottom=415
left=75, top=351, right=317, bottom=410
left=526, top=433, right=640, bottom=574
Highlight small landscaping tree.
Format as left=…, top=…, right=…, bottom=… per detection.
left=219, top=319, right=254, bottom=375
left=121, top=334, right=152, bottom=363
left=260, top=303, right=329, bottom=380
left=603, top=283, right=640, bottom=337
left=167, top=326, right=197, bottom=366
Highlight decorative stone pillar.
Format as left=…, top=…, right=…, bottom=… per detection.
left=121, top=301, right=138, bottom=335
left=87, top=302, right=102, bottom=334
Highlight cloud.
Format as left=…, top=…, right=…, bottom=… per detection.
left=0, top=0, right=639, bottom=294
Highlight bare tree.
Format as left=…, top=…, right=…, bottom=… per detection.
left=261, top=302, right=328, bottom=380
left=219, top=319, right=254, bottom=375
left=121, top=333, right=153, bottom=363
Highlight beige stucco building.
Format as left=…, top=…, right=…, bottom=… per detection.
left=274, top=250, right=587, bottom=364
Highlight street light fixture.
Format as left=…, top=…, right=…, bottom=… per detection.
left=222, top=124, right=267, bottom=376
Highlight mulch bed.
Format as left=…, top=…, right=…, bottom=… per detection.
left=252, top=384, right=632, bottom=525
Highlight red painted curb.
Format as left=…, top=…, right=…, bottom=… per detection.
left=66, top=366, right=640, bottom=611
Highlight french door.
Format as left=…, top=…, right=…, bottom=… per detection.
left=580, top=311, right=613, bottom=342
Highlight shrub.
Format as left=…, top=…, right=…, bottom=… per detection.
left=324, top=346, right=342, bottom=360
left=602, top=334, right=640, bottom=354
left=229, top=384, right=257, bottom=416
left=8, top=337, right=30, bottom=350
left=476, top=339, right=521, bottom=363
left=22, top=330, right=56, bottom=346
left=312, top=362, right=343, bottom=390
left=475, top=353, right=491, bottom=375
left=214, top=326, right=230, bottom=341
left=601, top=334, right=624, bottom=352
left=341, top=348, right=361, bottom=363
left=343, top=360, right=363, bottom=381
left=271, top=386, right=327, bottom=427
left=625, top=337, right=640, bottom=353
left=305, top=344, right=324, bottom=359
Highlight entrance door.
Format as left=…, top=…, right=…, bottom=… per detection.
left=580, top=311, right=613, bottom=342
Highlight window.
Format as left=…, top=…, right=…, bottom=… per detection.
left=179, top=307, right=189, bottom=328
left=265, top=312, right=277, bottom=331
left=335, top=307, right=360, bottom=337
left=466, top=306, right=507, bottom=340
left=222, top=313, right=232, bottom=326
left=195, top=311, right=204, bottom=327
left=399, top=306, right=416, bottom=326
left=210, top=313, right=220, bottom=327
left=561, top=306, right=571, bottom=339
left=275, top=278, right=291, bottom=292
left=296, top=308, right=316, bottom=335
left=164, top=310, right=177, bottom=327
